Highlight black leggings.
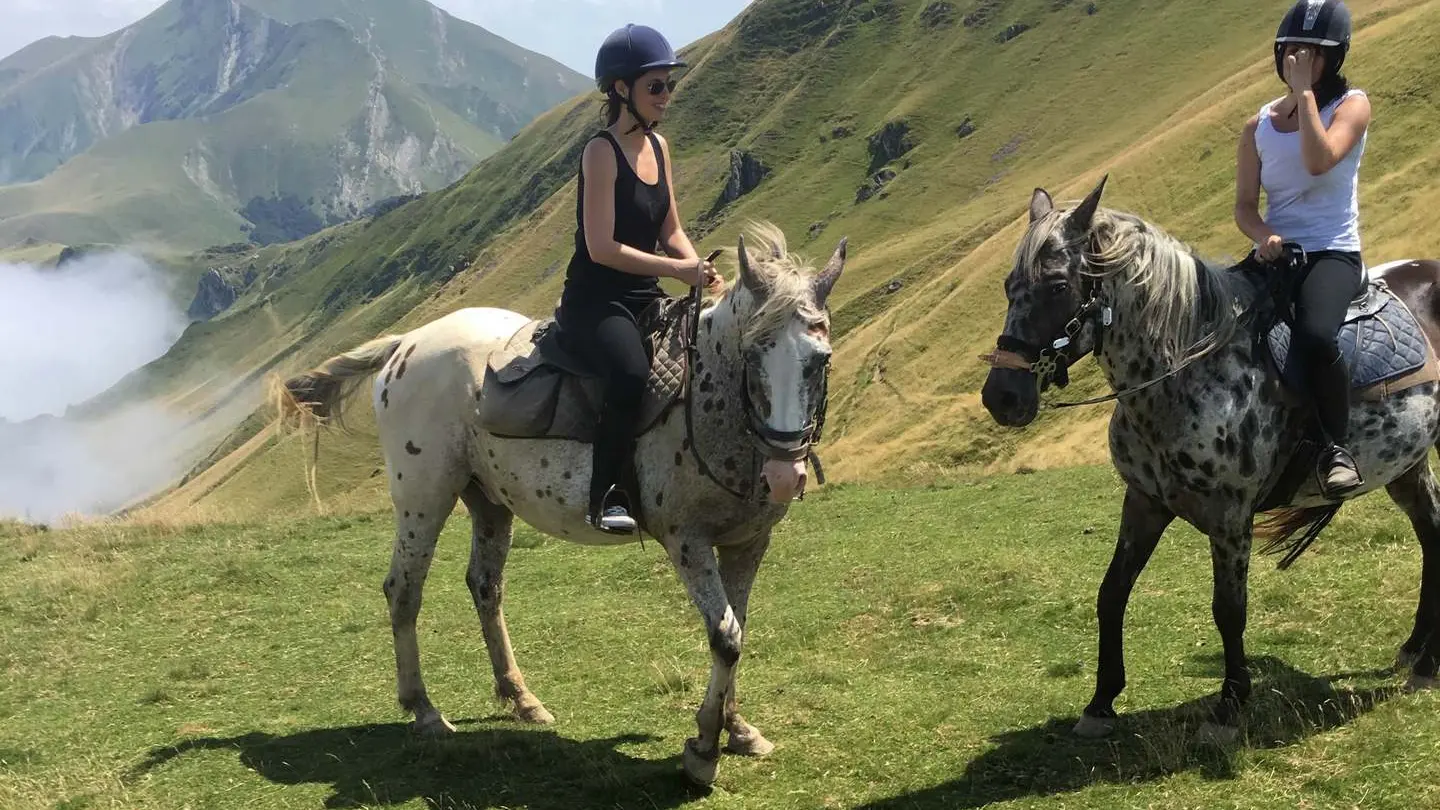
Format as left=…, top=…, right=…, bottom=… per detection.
left=1291, top=250, right=1365, bottom=444
left=566, top=304, right=650, bottom=515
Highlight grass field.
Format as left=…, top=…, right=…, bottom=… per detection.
left=3, top=466, right=1437, bottom=809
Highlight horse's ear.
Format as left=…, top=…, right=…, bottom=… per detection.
left=1029, top=188, right=1054, bottom=223
left=737, top=233, right=766, bottom=296
left=1069, top=174, right=1108, bottom=233
left=813, top=237, right=847, bottom=308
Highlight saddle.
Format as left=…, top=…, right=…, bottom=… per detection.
left=1261, top=277, right=1440, bottom=402
left=1247, top=252, right=1440, bottom=514
left=477, top=297, right=692, bottom=442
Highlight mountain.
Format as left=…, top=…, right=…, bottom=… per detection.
left=47, top=0, right=1440, bottom=518
left=0, top=0, right=588, bottom=251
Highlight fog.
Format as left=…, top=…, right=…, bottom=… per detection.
left=0, top=252, right=193, bottom=521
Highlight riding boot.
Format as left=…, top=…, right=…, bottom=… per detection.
left=586, top=411, right=640, bottom=535
left=1308, top=351, right=1364, bottom=499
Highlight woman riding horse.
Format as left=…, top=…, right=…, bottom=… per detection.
left=1235, top=0, right=1370, bottom=499
left=559, top=23, right=725, bottom=534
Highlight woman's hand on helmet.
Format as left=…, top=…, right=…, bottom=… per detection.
left=1284, top=47, right=1316, bottom=94
left=1258, top=233, right=1287, bottom=262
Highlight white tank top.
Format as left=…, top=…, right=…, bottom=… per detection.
left=1255, top=88, right=1367, bottom=254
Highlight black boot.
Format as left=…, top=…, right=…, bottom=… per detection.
left=1309, top=352, right=1364, bottom=499
left=586, top=414, right=639, bottom=536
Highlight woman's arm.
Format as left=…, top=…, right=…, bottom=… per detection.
left=1235, top=113, right=1283, bottom=259
left=655, top=134, right=698, bottom=261
left=581, top=138, right=700, bottom=282
left=1286, top=50, right=1371, bottom=176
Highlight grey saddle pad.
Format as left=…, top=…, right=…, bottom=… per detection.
left=477, top=303, right=690, bottom=442
left=1265, top=280, right=1431, bottom=393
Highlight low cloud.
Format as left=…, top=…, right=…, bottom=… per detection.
left=0, top=252, right=193, bottom=521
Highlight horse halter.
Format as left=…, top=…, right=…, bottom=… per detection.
left=982, top=288, right=1112, bottom=391
left=739, top=359, right=830, bottom=463
left=683, top=284, right=832, bottom=501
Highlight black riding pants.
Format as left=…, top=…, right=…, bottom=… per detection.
left=565, top=301, right=651, bottom=516
left=1291, top=250, right=1365, bottom=444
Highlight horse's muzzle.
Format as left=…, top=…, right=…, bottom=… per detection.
left=982, top=367, right=1039, bottom=427
left=761, top=458, right=807, bottom=503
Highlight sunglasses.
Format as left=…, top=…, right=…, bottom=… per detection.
left=644, top=78, right=678, bottom=96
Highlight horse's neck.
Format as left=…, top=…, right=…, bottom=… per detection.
left=693, top=293, right=752, bottom=437
left=1095, top=267, right=1252, bottom=392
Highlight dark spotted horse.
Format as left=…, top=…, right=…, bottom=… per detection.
left=981, top=176, right=1440, bottom=742
left=275, top=223, right=846, bottom=785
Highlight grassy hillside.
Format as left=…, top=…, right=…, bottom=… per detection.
left=0, top=0, right=588, bottom=252
left=2, top=469, right=1437, bottom=808
left=76, top=0, right=1439, bottom=519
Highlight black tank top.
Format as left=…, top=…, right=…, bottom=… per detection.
left=562, top=130, right=671, bottom=312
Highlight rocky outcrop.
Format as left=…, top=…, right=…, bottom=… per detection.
left=867, top=121, right=914, bottom=174
left=187, top=268, right=241, bottom=321
left=709, top=150, right=770, bottom=217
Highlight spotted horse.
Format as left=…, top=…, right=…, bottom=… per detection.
left=274, top=223, right=846, bottom=786
left=981, top=176, right=1440, bottom=743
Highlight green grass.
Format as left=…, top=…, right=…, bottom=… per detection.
left=3, top=467, right=1437, bottom=808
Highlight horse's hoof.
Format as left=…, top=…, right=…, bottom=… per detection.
left=1396, top=648, right=1421, bottom=672
left=1072, top=714, right=1115, bottom=738
left=682, top=738, right=720, bottom=787
left=412, top=712, right=456, bottom=736
left=1405, top=674, right=1437, bottom=693
left=1195, top=722, right=1239, bottom=746
left=724, top=727, right=775, bottom=757
left=514, top=703, right=555, bottom=725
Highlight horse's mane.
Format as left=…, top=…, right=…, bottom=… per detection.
left=1019, top=207, right=1242, bottom=364
left=732, top=221, right=827, bottom=343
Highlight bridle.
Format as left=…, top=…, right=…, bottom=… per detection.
left=982, top=290, right=1112, bottom=396
left=683, top=284, right=831, bottom=500
left=981, top=243, right=1291, bottom=408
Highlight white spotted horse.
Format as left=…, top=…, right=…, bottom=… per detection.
left=275, top=223, right=846, bottom=785
left=982, top=176, right=1440, bottom=743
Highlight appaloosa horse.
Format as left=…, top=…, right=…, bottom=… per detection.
left=276, top=223, right=846, bottom=784
left=982, top=177, right=1440, bottom=742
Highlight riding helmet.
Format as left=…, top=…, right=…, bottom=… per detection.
left=594, top=24, right=687, bottom=90
left=1274, top=0, right=1353, bottom=81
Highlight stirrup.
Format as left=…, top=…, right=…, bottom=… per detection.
left=1316, top=443, right=1364, bottom=500
left=586, top=486, right=638, bottom=535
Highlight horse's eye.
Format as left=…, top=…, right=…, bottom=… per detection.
left=1046, top=280, right=1071, bottom=297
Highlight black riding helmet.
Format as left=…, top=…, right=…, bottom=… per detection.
left=1274, top=0, right=1352, bottom=83
left=594, top=24, right=686, bottom=133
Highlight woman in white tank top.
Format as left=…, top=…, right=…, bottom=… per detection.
left=1234, top=0, right=1371, bottom=499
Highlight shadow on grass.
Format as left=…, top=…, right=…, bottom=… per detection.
left=132, top=718, right=698, bottom=809
left=855, top=655, right=1402, bottom=810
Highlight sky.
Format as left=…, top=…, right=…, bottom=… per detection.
left=0, top=0, right=755, bottom=75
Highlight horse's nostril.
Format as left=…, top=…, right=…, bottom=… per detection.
left=999, top=389, right=1020, bottom=410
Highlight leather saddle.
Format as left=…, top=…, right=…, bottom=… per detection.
left=1258, top=270, right=1437, bottom=402
left=477, top=297, right=692, bottom=442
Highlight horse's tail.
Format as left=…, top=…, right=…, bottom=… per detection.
left=270, top=334, right=405, bottom=432
left=268, top=334, right=405, bottom=511
left=1254, top=504, right=1342, bottom=570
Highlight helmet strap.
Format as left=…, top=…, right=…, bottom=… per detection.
left=621, top=78, right=655, bottom=135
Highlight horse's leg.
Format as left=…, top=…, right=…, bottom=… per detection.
left=716, top=531, right=774, bottom=757
left=459, top=481, right=554, bottom=723
left=384, top=485, right=461, bottom=735
left=1384, top=460, right=1440, bottom=691
left=1076, top=486, right=1174, bottom=737
left=664, top=533, right=743, bottom=786
left=1198, top=527, right=1254, bottom=744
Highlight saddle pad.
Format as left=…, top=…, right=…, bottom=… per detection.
left=1266, top=282, right=1430, bottom=393
left=477, top=305, right=690, bottom=442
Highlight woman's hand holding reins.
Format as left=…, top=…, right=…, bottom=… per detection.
left=1258, top=233, right=1286, bottom=262
left=672, top=258, right=719, bottom=290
